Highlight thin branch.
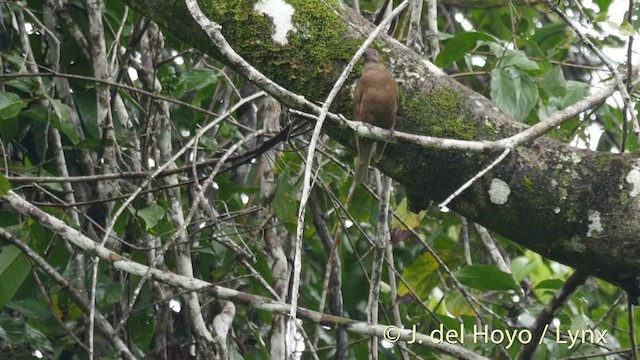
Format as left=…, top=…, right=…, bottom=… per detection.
left=368, top=172, right=392, bottom=359
left=309, top=190, right=348, bottom=360
left=439, top=147, right=511, bottom=211
left=427, top=0, right=440, bottom=59
left=630, top=297, right=638, bottom=360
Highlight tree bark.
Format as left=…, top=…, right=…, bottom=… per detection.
left=124, top=0, right=640, bottom=299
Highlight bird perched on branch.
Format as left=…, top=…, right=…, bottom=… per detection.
left=353, top=48, right=399, bottom=183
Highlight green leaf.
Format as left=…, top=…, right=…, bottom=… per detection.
left=535, top=279, right=564, bottom=290
left=511, top=256, right=540, bottom=282
left=73, top=88, right=100, bottom=139
left=0, top=92, right=26, bottom=120
left=530, top=22, right=569, bottom=55
left=181, top=69, right=219, bottom=91
left=398, top=250, right=457, bottom=299
left=560, top=81, right=589, bottom=108
left=490, top=44, right=540, bottom=71
left=454, top=265, right=519, bottom=291
left=0, top=313, right=26, bottom=344
left=8, top=300, right=52, bottom=322
left=0, top=245, right=31, bottom=310
left=48, top=98, right=79, bottom=144
left=137, top=204, right=166, bottom=231
left=0, top=173, right=10, bottom=196
left=391, top=197, right=426, bottom=230
left=75, top=138, right=115, bottom=151
left=199, top=136, right=221, bottom=152
left=24, top=322, right=52, bottom=352
left=274, top=176, right=299, bottom=226
left=96, top=280, right=124, bottom=306
left=446, top=289, right=475, bottom=317
left=435, top=32, right=497, bottom=68
left=592, top=12, right=608, bottom=22
left=490, top=67, right=539, bottom=121
left=618, top=21, right=636, bottom=36
left=542, top=66, right=567, bottom=97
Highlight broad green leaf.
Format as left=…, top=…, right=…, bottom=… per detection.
left=535, top=279, right=564, bottom=290
left=542, top=66, right=567, bottom=97
left=181, top=69, right=219, bottom=91
left=391, top=197, right=426, bottom=230
left=491, top=67, right=539, bottom=121
left=199, top=136, right=221, bottom=152
left=48, top=98, right=79, bottom=144
left=8, top=300, right=52, bottom=322
left=5, top=78, right=39, bottom=93
left=75, top=138, right=115, bottom=151
left=0, top=92, right=26, bottom=120
left=96, top=280, right=124, bottom=306
left=435, top=32, right=497, bottom=68
left=274, top=176, right=299, bottom=226
left=592, top=12, right=608, bottom=22
left=560, top=81, right=589, bottom=108
left=618, top=21, right=636, bottom=36
left=454, top=265, right=519, bottom=291
left=530, top=22, right=569, bottom=55
left=137, top=204, right=166, bottom=231
left=398, top=250, right=457, bottom=299
left=23, top=322, right=52, bottom=352
left=539, top=80, right=589, bottom=119
left=0, top=245, right=31, bottom=309
left=511, top=255, right=540, bottom=282
left=0, top=173, right=10, bottom=196
left=490, top=44, right=540, bottom=71
left=516, top=38, right=552, bottom=71
left=446, top=289, right=475, bottom=317
left=0, top=313, right=25, bottom=344
left=73, top=88, right=100, bottom=139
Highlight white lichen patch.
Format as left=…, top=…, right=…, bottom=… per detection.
left=554, top=207, right=561, bottom=214
left=254, top=0, right=296, bottom=45
left=626, top=168, right=640, bottom=197
left=488, top=178, right=510, bottom=205
left=586, top=210, right=603, bottom=237
left=571, top=153, right=581, bottom=164
left=559, top=152, right=582, bottom=165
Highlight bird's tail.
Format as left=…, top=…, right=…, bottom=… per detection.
left=355, top=137, right=376, bottom=183
left=373, top=141, right=387, bottom=163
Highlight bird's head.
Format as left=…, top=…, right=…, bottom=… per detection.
left=362, top=48, right=381, bottom=64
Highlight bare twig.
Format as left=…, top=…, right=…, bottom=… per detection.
left=630, top=297, right=638, bottom=360
left=439, top=147, right=511, bottom=211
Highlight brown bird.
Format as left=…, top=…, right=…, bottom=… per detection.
left=353, top=48, right=399, bottom=183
